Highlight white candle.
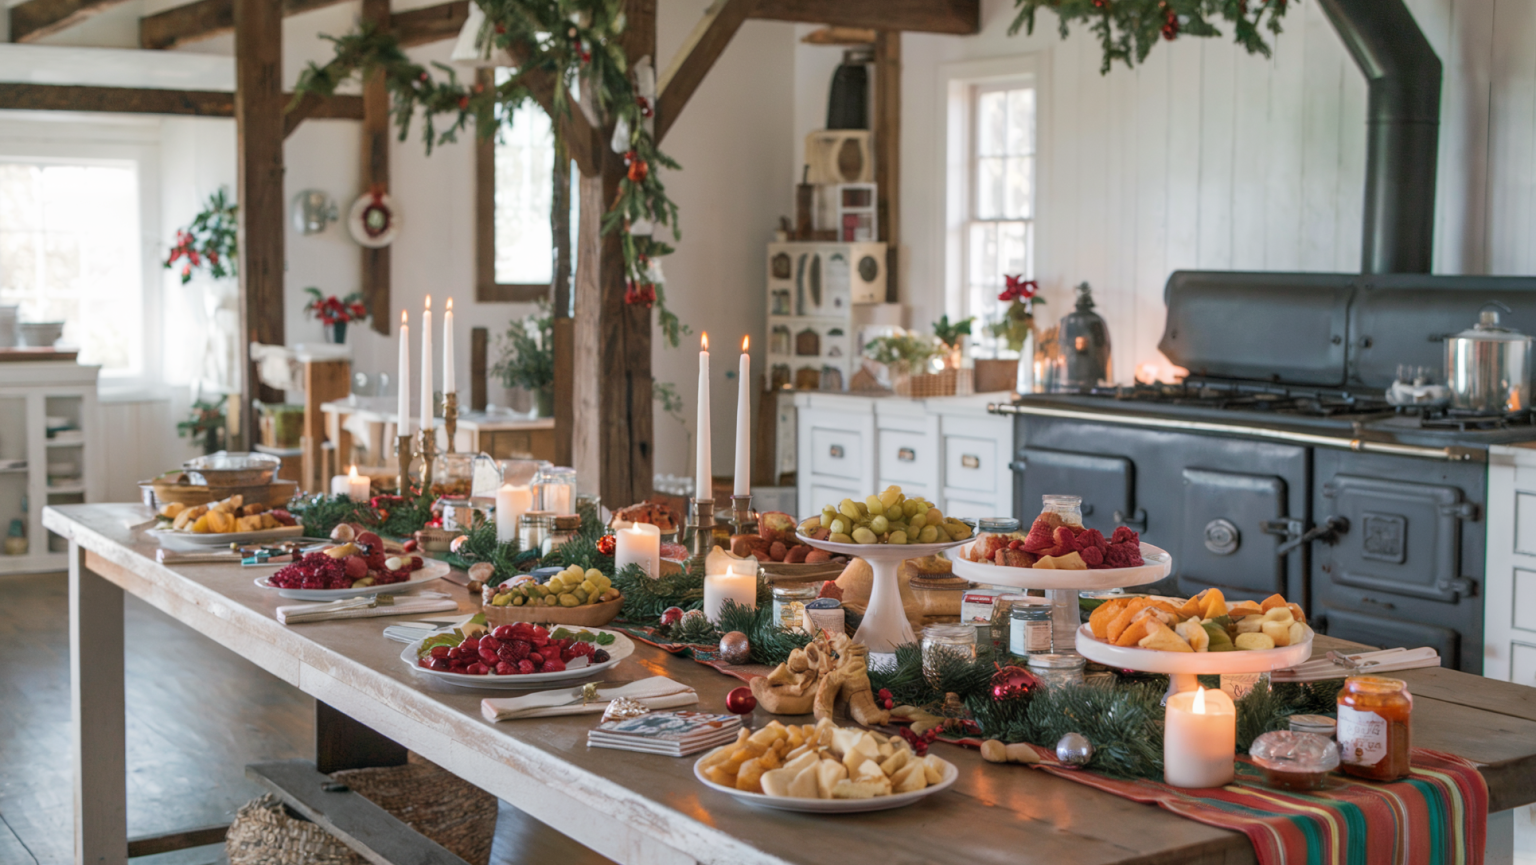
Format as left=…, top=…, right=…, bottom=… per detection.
left=704, top=561, right=758, bottom=623
left=347, top=465, right=370, bottom=501
left=496, top=483, right=532, bottom=543
left=1164, top=686, right=1237, bottom=788
left=442, top=297, right=455, bottom=394
left=396, top=310, right=411, bottom=437
left=613, top=522, right=661, bottom=579
left=696, top=332, right=711, bottom=500
left=733, top=335, right=750, bottom=496
left=420, top=295, right=434, bottom=433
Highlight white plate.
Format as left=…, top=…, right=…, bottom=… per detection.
left=400, top=627, right=634, bottom=690
left=149, top=524, right=305, bottom=549
left=947, top=541, right=1172, bottom=590
left=693, top=751, right=958, bottom=813
left=1074, top=623, right=1315, bottom=674
left=256, top=559, right=451, bottom=600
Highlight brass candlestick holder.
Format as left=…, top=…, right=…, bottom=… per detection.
left=730, top=494, right=756, bottom=536
left=682, top=497, right=716, bottom=578
left=395, top=434, right=413, bottom=500
left=443, top=391, right=458, bottom=454
left=415, top=427, right=438, bottom=498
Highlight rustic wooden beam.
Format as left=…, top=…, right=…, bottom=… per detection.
left=360, top=0, right=391, bottom=337
left=283, top=91, right=367, bottom=137
left=10, top=0, right=131, bottom=43
left=235, top=0, right=286, bottom=443
left=470, top=326, right=489, bottom=412
left=874, top=30, right=900, bottom=303
left=140, top=0, right=347, bottom=50
left=392, top=0, right=468, bottom=48
left=0, top=82, right=359, bottom=121
left=751, top=0, right=978, bottom=34
left=654, top=0, right=758, bottom=143
left=126, top=825, right=229, bottom=859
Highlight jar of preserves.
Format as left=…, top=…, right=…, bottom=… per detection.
left=541, top=514, right=582, bottom=556
left=1337, top=676, right=1412, bottom=781
left=1037, top=495, right=1084, bottom=528
left=1010, top=600, right=1053, bottom=656
left=771, top=584, right=818, bottom=632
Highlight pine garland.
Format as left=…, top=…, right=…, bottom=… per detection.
left=285, top=492, right=436, bottom=540
left=1012, top=0, right=1292, bottom=75
left=610, top=561, right=703, bottom=621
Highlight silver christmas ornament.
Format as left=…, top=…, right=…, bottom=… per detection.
left=1055, top=732, right=1094, bottom=767
left=719, top=631, right=751, bottom=665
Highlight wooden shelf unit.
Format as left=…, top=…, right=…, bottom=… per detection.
left=0, top=359, right=99, bottom=573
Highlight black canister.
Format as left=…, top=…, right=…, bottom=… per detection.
left=1056, top=282, right=1112, bottom=390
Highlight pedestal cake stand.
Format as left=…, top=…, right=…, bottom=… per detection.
left=1076, top=623, right=1315, bottom=699
left=795, top=534, right=969, bottom=654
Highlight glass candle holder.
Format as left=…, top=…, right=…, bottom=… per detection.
left=921, top=624, right=978, bottom=688
left=533, top=466, right=577, bottom=514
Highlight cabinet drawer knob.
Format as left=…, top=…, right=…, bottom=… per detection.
left=897, top=447, right=916, bottom=462
left=829, top=445, right=844, bottom=459
left=960, top=454, right=980, bottom=469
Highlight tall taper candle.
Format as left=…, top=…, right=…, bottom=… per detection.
left=396, top=310, right=411, bottom=437
left=442, top=297, right=455, bottom=393
left=420, top=295, right=434, bottom=432
left=696, top=332, right=711, bottom=500
left=734, top=335, right=750, bottom=495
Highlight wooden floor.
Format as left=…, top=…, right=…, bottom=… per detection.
left=0, top=572, right=611, bottom=865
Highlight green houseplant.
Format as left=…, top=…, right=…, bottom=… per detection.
left=492, top=305, right=555, bottom=417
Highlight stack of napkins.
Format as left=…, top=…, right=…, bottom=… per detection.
left=588, top=711, right=742, bottom=757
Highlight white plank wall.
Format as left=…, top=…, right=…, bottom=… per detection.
left=896, top=0, right=1536, bottom=383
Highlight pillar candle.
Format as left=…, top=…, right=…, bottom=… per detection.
left=696, top=332, right=711, bottom=500
left=442, top=297, right=455, bottom=394
left=614, top=522, right=661, bottom=579
left=704, top=561, right=757, bottom=623
left=1164, top=686, right=1237, bottom=788
left=420, top=295, right=434, bottom=432
left=344, top=465, right=370, bottom=501
left=495, top=484, right=532, bottom=543
left=733, top=335, right=750, bottom=496
left=396, top=310, right=411, bottom=437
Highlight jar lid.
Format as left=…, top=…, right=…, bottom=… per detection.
left=1027, top=653, right=1086, bottom=670
left=520, top=511, right=555, bottom=526
left=922, top=623, right=976, bottom=640
left=978, top=517, right=1021, bottom=532
left=1011, top=604, right=1051, bottom=619
left=1288, top=714, right=1337, bottom=733
left=772, top=584, right=818, bottom=597
left=552, top=514, right=582, bottom=529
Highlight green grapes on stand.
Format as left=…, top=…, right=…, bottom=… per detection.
left=796, top=485, right=974, bottom=545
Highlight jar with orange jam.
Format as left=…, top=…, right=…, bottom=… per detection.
left=1336, top=676, right=1412, bottom=781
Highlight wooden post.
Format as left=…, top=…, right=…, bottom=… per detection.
left=302, top=358, right=351, bottom=494
left=874, top=31, right=900, bottom=303
left=361, top=0, right=391, bottom=336
left=470, top=326, right=488, bottom=411
left=552, top=132, right=575, bottom=468
left=71, top=543, right=127, bottom=865
left=234, top=0, right=285, bottom=448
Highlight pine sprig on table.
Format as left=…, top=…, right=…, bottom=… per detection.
left=612, top=562, right=703, bottom=622
left=285, top=493, right=435, bottom=540
left=714, top=601, right=813, bottom=666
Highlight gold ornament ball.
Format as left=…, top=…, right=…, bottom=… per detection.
left=718, top=631, right=751, bottom=665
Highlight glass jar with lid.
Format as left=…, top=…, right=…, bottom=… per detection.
left=771, top=584, right=818, bottom=632
left=987, top=593, right=1028, bottom=656
left=1037, top=495, right=1084, bottom=528
left=498, top=458, right=549, bottom=488
left=920, top=624, right=978, bottom=688
left=1337, top=676, right=1413, bottom=781
left=519, top=510, right=555, bottom=551
left=977, top=517, right=1022, bottom=534
left=430, top=452, right=477, bottom=498
left=542, top=514, right=583, bottom=556
left=1026, top=653, right=1086, bottom=691
left=1010, top=600, right=1053, bottom=656
left=533, top=466, right=577, bottom=514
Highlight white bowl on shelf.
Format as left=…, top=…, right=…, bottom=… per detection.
left=18, top=321, right=64, bottom=347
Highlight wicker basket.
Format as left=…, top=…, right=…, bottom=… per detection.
left=226, top=795, right=364, bottom=865
left=894, top=368, right=974, bottom=398
left=481, top=592, right=623, bottom=628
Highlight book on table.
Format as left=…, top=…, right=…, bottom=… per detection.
left=587, top=711, right=742, bottom=756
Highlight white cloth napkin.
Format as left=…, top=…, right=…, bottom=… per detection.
left=481, top=676, right=697, bottom=723
left=276, top=594, right=458, bottom=625
left=1272, top=646, right=1441, bottom=683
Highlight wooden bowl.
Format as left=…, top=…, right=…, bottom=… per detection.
left=481, top=593, right=623, bottom=628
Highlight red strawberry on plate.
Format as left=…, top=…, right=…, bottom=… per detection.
left=1021, top=519, right=1055, bottom=553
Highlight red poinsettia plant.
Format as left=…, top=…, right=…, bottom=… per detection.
left=990, top=274, right=1045, bottom=352
left=164, top=189, right=237, bottom=284
left=303, top=287, right=369, bottom=327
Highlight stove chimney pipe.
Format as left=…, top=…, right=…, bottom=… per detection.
left=1316, top=0, right=1441, bottom=274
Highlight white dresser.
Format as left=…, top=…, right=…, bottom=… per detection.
left=793, top=392, right=1014, bottom=522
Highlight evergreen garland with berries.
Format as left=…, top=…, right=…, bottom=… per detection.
left=1012, top=0, right=1293, bottom=75
left=165, top=188, right=238, bottom=284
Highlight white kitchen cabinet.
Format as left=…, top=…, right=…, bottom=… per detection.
left=796, top=394, right=877, bottom=518
left=1484, top=444, right=1536, bottom=686
left=0, top=359, right=100, bottom=574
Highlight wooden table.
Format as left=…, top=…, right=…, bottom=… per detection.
left=44, top=503, right=1536, bottom=865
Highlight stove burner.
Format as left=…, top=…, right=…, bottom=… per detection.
left=1089, top=381, right=1397, bottom=420
left=1415, top=406, right=1536, bottom=432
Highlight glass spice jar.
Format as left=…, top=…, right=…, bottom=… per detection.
left=1337, top=675, right=1413, bottom=781
left=921, top=624, right=978, bottom=688
left=1038, top=494, right=1084, bottom=528
left=430, top=452, right=477, bottom=498
left=1026, top=653, right=1086, bottom=692
left=772, top=584, right=818, bottom=632
left=988, top=593, right=1027, bottom=656
left=1010, top=600, right=1053, bottom=656
left=541, top=514, right=582, bottom=556
left=518, top=510, right=554, bottom=551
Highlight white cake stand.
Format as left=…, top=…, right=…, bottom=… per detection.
left=795, top=533, right=969, bottom=654
left=1076, top=623, right=1315, bottom=699
left=949, top=541, right=1172, bottom=655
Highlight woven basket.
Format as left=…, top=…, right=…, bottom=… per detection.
left=331, top=755, right=497, bottom=865
left=894, top=368, right=974, bottom=398
left=226, top=795, right=364, bottom=865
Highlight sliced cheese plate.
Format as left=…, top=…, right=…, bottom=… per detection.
left=692, top=753, right=958, bottom=813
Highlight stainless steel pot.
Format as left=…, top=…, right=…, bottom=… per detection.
left=1445, top=301, right=1532, bottom=412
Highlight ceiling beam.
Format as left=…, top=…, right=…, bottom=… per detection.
left=750, top=0, right=979, bottom=35
left=654, top=0, right=757, bottom=143
left=392, top=0, right=468, bottom=48
left=140, top=0, right=347, bottom=50
left=11, top=0, right=133, bottom=43
left=0, top=82, right=362, bottom=119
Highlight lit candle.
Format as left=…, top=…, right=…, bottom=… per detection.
left=420, top=295, right=434, bottom=433
left=442, top=297, right=455, bottom=394
left=396, top=310, right=411, bottom=437
left=733, top=335, right=750, bottom=497
left=696, top=332, right=711, bottom=500
left=703, top=561, right=757, bottom=623
left=1164, top=686, right=1237, bottom=788
left=495, top=483, right=532, bottom=544
left=348, top=465, right=370, bottom=501
left=613, top=522, right=661, bottom=579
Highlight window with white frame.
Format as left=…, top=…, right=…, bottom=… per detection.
left=493, top=103, right=557, bottom=286
left=961, top=80, right=1035, bottom=357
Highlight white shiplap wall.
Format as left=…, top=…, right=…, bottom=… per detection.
left=891, top=0, right=1534, bottom=383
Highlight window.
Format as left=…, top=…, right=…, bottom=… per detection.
left=957, top=80, right=1035, bottom=357
left=0, top=160, right=144, bottom=374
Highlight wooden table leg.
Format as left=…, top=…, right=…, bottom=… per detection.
left=316, top=700, right=407, bottom=774
left=71, top=541, right=126, bottom=865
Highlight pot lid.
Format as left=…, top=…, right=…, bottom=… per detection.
left=1451, top=303, right=1532, bottom=344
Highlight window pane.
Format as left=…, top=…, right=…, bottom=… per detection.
left=998, top=221, right=1030, bottom=276
left=976, top=89, right=1007, bottom=157
left=0, top=162, right=140, bottom=372
left=975, top=156, right=1005, bottom=220
left=1005, top=156, right=1032, bottom=219
left=493, top=105, right=555, bottom=285
left=1007, top=88, right=1035, bottom=155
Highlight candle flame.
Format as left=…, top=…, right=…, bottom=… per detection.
left=701, top=332, right=709, bottom=351
left=1192, top=686, right=1207, bottom=715
left=741, top=335, right=749, bottom=352
left=424, top=294, right=432, bottom=310
left=348, top=465, right=359, bottom=479
left=400, top=309, right=408, bottom=325
left=446, top=297, right=453, bottom=312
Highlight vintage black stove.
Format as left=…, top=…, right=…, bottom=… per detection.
left=994, top=271, right=1536, bottom=674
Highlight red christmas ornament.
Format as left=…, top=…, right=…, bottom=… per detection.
left=990, top=665, right=1042, bottom=703
left=596, top=534, right=616, bottom=556
left=659, top=606, right=685, bottom=628
left=725, top=686, right=757, bottom=715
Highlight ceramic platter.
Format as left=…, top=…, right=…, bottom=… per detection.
left=947, top=541, right=1172, bottom=590
left=693, top=753, right=958, bottom=813
left=1075, top=623, right=1315, bottom=675
left=400, top=627, right=634, bottom=690
left=148, top=524, right=306, bottom=550
left=255, top=559, right=451, bottom=600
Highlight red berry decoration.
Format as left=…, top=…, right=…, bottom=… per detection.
left=627, top=157, right=649, bottom=183
left=725, top=686, right=757, bottom=715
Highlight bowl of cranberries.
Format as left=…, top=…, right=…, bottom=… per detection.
left=402, top=623, right=634, bottom=689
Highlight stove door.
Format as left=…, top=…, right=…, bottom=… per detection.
left=1316, top=606, right=1459, bottom=668
left=1013, top=447, right=1132, bottom=537
left=1178, top=468, right=1288, bottom=600
left=1319, top=474, right=1472, bottom=603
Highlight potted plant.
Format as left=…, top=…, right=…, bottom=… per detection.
left=989, top=275, right=1045, bottom=393
left=303, top=288, right=369, bottom=343
left=492, top=305, right=555, bottom=417
left=932, top=314, right=975, bottom=370
left=178, top=397, right=227, bottom=456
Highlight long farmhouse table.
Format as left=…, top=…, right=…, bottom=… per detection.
left=44, top=504, right=1536, bottom=865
